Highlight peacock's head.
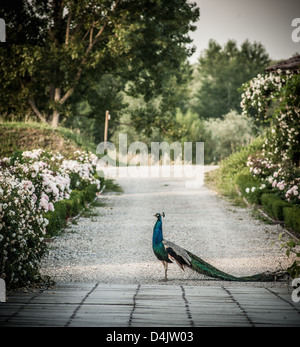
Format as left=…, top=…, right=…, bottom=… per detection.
left=154, top=212, right=165, bottom=220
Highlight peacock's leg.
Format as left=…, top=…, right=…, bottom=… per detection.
left=163, top=261, right=168, bottom=281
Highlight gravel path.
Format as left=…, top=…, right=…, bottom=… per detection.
left=41, top=167, right=294, bottom=287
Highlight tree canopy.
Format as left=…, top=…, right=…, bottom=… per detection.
left=192, top=39, right=271, bottom=118
left=0, top=0, right=199, bottom=128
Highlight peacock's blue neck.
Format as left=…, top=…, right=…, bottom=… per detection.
left=152, top=218, right=163, bottom=247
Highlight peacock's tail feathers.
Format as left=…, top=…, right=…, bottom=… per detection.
left=186, top=251, right=239, bottom=281
left=161, top=237, right=287, bottom=282
left=186, top=250, right=287, bottom=282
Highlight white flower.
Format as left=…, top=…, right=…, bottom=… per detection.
left=245, top=188, right=250, bottom=193
left=277, top=181, right=285, bottom=190
left=48, top=202, right=54, bottom=211
left=251, top=187, right=256, bottom=192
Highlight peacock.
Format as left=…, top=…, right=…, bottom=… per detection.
left=152, top=212, right=286, bottom=282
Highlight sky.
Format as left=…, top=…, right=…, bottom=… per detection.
left=188, top=0, right=300, bottom=64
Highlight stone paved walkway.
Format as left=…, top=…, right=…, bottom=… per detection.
left=0, top=283, right=299, bottom=327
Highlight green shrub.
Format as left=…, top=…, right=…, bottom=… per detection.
left=283, top=206, right=300, bottom=235
left=64, top=195, right=81, bottom=217
left=70, top=189, right=85, bottom=209
left=261, top=194, right=276, bottom=217
left=236, top=172, right=266, bottom=204
left=44, top=201, right=67, bottom=237
left=209, top=137, right=265, bottom=199
left=272, top=199, right=292, bottom=221
left=261, top=194, right=292, bottom=221
left=44, top=184, right=98, bottom=237
left=82, top=184, right=98, bottom=203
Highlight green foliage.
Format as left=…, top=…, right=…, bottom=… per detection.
left=44, top=201, right=67, bottom=237
left=0, top=0, right=199, bottom=128
left=283, top=206, right=300, bottom=235
left=241, top=71, right=300, bottom=167
left=272, top=200, right=293, bottom=221
left=0, top=146, right=101, bottom=288
left=240, top=69, right=300, bottom=208
left=44, top=184, right=99, bottom=237
left=192, top=39, right=270, bottom=119
left=209, top=137, right=265, bottom=199
left=204, top=110, right=256, bottom=162
left=271, top=74, right=300, bottom=166
left=103, top=179, right=124, bottom=193
left=236, top=173, right=265, bottom=205
left=0, top=121, right=97, bottom=157
left=169, top=109, right=256, bottom=164
left=280, top=207, right=300, bottom=278
left=175, top=108, right=205, bottom=142
left=65, top=74, right=127, bottom=143
left=261, top=194, right=292, bottom=221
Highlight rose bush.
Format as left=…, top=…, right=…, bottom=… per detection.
left=241, top=70, right=300, bottom=206
left=0, top=149, right=100, bottom=288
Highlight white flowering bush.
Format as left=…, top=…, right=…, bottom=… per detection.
left=0, top=149, right=100, bottom=288
left=245, top=154, right=299, bottom=204
left=241, top=70, right=300, bottom=205
left=0, top=170, right=48, bottom=287
left=59, top=150, right=99, bottom=191
left=241, top=69, right=295, bottom=118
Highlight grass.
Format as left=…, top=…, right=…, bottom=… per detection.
left=103, top=178, right=124, bottom=193
left=0, top=121, right=97, bottom=157
left=207, top=136, right=300, bottom=238
left=91, top=200, right=108, bottom=207
left=250, top=208, right=275, bottom=225
left=206, top=137, right=265, bottom=203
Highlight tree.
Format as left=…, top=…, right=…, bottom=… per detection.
left=204, top=110, right=255, bottom=162
left=192, top=39, right=270, bottom=118
left=65, top=73, right=127, bottom=143
left=241, top=69, right=300, bottom=168
left=0, top=0, right=199, bottom=127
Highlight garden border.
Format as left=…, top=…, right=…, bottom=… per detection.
left=235, top=185, right=299, bottom=242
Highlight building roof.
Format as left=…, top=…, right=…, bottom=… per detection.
left=265, top=54, right=300, bottom=73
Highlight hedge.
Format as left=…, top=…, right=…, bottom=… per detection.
left=260, top=193, right=300, bottom=236
left=261, top=193, right=292, bottom=221
left=44, top=183, right=98, bottom=237
left=236, top=172, right=264, bottom=204
left=283, top=206, right=300, bottom=235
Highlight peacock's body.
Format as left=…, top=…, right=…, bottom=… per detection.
left=152, top=212, right=285, bottom=282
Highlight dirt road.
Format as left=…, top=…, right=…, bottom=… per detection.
left=41, top=167, right=293, bottom=287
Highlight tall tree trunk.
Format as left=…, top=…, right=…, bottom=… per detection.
left=49, top=0, right=121, bottom=128
left=52, top=109, right=60, bottom=127
left=51, top=87, right=61, bottom=127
